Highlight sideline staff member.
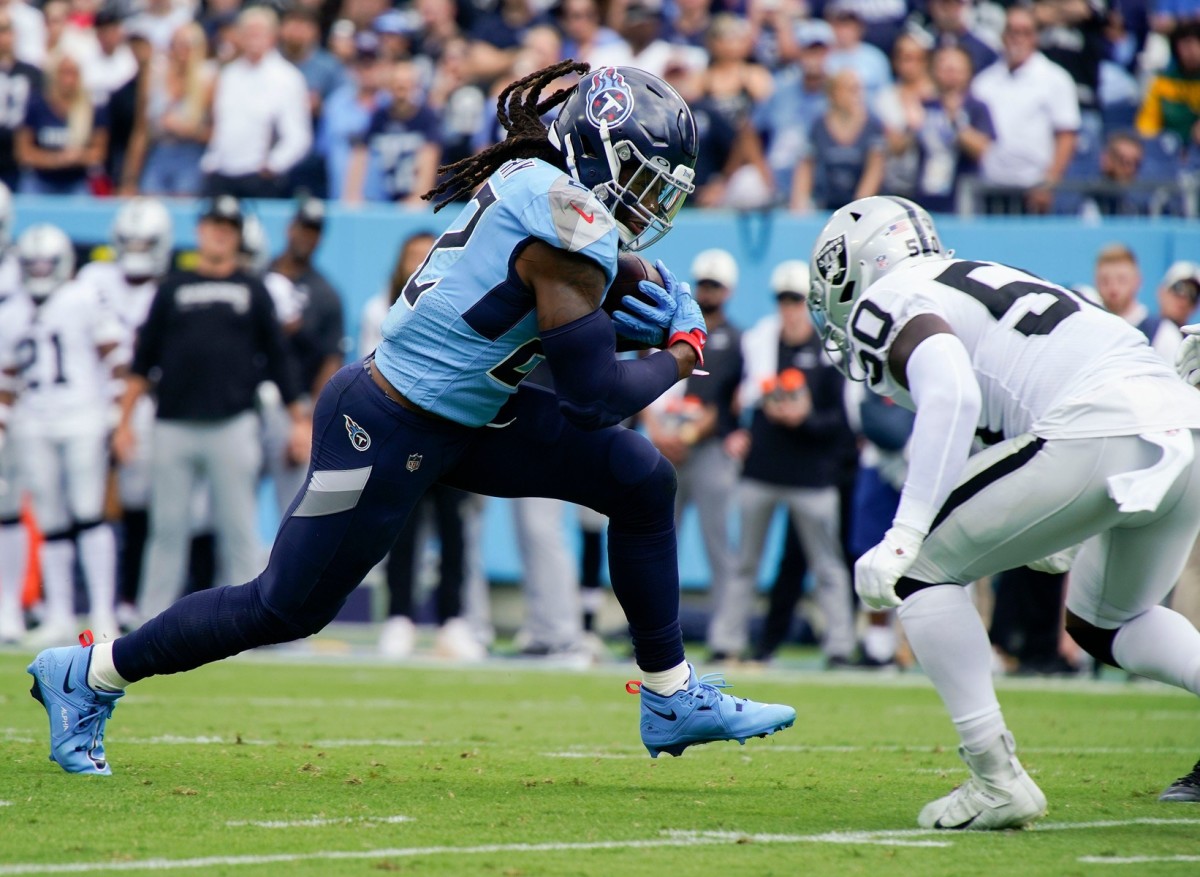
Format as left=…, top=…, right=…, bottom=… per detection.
left=112, top=196, right=308, bottom=617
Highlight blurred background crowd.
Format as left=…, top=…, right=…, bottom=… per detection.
left=0, top=0, right=1197, bottom=214
left=1, top=0, right=1199, bottom=676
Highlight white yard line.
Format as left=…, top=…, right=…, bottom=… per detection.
left=225, top=815, right=412, bottom=829
left=1, top=818, right=1197, bottom=875
left=540, top=744, right=1200, bottom=759
left=1080, top=855, right=1200, bottom=865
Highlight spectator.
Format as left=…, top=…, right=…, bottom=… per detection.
left=125, top=0, right=191, bottom=53
left=129, top=22, right=214, bottom=197
left=790, top=69, right=886, bottom=213
left=318, top=32, right=390, bottom=201
left=662, top=0, right=712, bottom=49
left=1033, top=0, right=1108, bottom=142
left=642, top=250, right=743, bottom=662
left=412, top=0, right=462, bottom=64
left=280, top=5, right=347, bottom=197
left=826, top=0, right=893, bottom=101
left=689, top=13, right=774, bottom=208
left=429, top=36, right=487, bottom=172
left=745, top=0, right=802, bottom=70
left=16, top=51, right=108, bottom=195
left=617, top=0, right=706, bottom=80
left=1136, top=21, right=1200, bottom=152
left=0, top=0, right=44, bottom=68
left=103, top=26, right=151, bottom=197
left=373, top=9, right=419, bottom=63
left=344, top=60, right=440, bottom=206
left=1094, top=242, right=1183, bottom=362
left=112, top=196, right=306, bottom=619
left=327, top=18, right=357, bottom=66
left=914, top=44, right=994, bottom=213
left=874, top=32, right=935, bottom=199
left=829, top=0, right=909, bottom=53
left=755, top=19, right=832, bottom=196
left=201, top=6, right=312, bottom=199
left=971, top=6, right=1080, bottom=214
left=42, top=0, right=74, bottom=60
left=468, top=0, right=550, bottom=81
left=83, top=5, right=136, bottom=106
left=557, top=0, right=634, bottom=67
left=0, top=8, right=42, bottom=192
left=907, top=0, right=998, bottom=76
left=715, top=265, right=856, bottom=665
left=1074, top=129, right=1159, bottom=216
left=664, top=66, right=738, bottom=208
left=1157, top=260, right=1200, bottom=329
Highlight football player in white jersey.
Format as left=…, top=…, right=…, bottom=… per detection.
left=0, top=181, right=33, bottom=643
left=76, top=198, right=173, bottom=630
left=809, top=196, right=1200, bottom=828
left=10, top=225, right=126, bottom=645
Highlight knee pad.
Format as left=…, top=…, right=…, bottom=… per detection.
left=1065, top=609, right=1119, bottom=668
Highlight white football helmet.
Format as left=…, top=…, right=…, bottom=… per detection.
left=17, top=224, right=75, bottom=300
left=113, top=197, right=173, bottom=281
left=0, top=180, right=13, bottom=252
left=239, top=214, right=270, bottom=276
left=808, top=196, right=949, bottom=378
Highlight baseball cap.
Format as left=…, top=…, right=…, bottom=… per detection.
left=771, top=260, right=811, bottom=297
left=354, top=30, right=380, bottom=59
left=293, top=197, right=326, bottom=230
left=1164, top=260, right=1200, bottom=300
left=692, top=248, right=738, bottom=288
left=200, top=195, right=244, bottom=230
left=795, top=19, right=835, bottom=47
left=374, top=9, right=418, bottom=36
left=826, top=0, right=863, bottom=20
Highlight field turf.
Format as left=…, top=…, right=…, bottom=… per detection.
left=1, top=639, right=1198, bottom=877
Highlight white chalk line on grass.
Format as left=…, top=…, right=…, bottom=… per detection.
left=1081, top=855, right=1200, bottom=865
left=0, top=728, right=468, bottom=748
left=226, top=815, right=412, bottom=829
left=1, top=817, right=1198, bottom=875
left=540, top=744, right=1200, bottom=759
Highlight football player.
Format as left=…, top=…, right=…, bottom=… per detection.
left=28, top=62, right=796, bottom=775
left=11, top=225, right=125, bottom=645
left=76, top=198, right=174, bottom=631
left=807, top=196, right=1200, bottom=827
left=0, top=181, right=32, bottom=643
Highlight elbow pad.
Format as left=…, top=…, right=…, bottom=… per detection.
left=541, top=309, right=680, bottom=431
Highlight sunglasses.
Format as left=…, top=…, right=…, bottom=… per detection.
left=776, top=292, right=806, bottom=303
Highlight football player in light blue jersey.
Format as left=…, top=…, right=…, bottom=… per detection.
left=28, top=60, right=795, bottom=775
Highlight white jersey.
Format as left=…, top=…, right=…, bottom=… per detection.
left=11, top=280, right=125, bottom=435
left=76, top=261, right=157, bottom=364
left=0, top=287, right=34, bottom=376
left=847, top=258, right=1200, bottom=441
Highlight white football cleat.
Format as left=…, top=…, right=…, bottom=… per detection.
left=378, top=615, right=416, bottom=659
left=434, top=617, right=486, bottom=662
left=919, top=732, right=1047, bottom=830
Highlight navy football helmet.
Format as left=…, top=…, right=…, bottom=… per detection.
left=548, top=66, right=698, bottom=251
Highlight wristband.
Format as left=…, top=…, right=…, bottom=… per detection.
left=668, top=329, right=706, bottom=367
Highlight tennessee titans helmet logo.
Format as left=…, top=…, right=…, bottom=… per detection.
left=585, top=68, right=634, bottom=130
left=343, top=414, right=371, bottom=451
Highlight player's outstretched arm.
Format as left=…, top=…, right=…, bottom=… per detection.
left=519, top=241, right=698, bottom=430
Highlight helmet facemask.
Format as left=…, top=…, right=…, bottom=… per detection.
left=594, top=126, right=694, bottom=252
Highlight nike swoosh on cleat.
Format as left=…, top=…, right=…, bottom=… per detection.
left=62, top=658, right=76, bottom=694
left=935, top=814, right=979, bottom=830
left=645, top=705, right=677, bottom=721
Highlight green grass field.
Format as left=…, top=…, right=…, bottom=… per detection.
left=2, top=638, right=1198, bottom=877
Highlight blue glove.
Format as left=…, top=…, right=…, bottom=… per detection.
left=628, top=260, right=706, bottom=364
left=610, top=280, right=672, bottom=347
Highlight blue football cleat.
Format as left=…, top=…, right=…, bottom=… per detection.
left=632, top=666, right=796, bottom=758
left=27, top=644, right=123, bottom=775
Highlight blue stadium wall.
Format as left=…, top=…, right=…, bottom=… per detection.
left=15, top=196, right=1200, bottom=587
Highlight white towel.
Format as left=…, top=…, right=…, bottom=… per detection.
left=1106, top=429, right=1195, bottom=514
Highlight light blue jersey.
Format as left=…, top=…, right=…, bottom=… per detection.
left=374, top=158, right=621, bottom=427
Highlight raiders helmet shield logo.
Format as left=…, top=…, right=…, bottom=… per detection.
left=343, top=414, right=371, bottom=451
left=816, top=235, right=848, bottom=286
left=585, top=68, right=634, bottom=130
left=406, top=453, right=423, bottom=473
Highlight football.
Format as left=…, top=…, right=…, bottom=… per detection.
left=602, top=253, right=667, bottom=350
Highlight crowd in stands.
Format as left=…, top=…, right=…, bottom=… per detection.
left=0, top=0, right=1197, bottom=214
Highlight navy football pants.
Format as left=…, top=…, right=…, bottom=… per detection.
left=114, top=362, right=684, bottom=680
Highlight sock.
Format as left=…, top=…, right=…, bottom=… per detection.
left=897, top=585, right=1007, bottom=754
left=1113, top=605, right=1200, bottom=695
left=118, top=508, right=149, bottom=606
left=0, top=522, right=27, bottom=634
left=607, top=526, right=685, bottom=672
left=87, top=640, right=129, bottom=692
left=862, top=621, right=897, bottom=662
left=642, top=660, right=690, bottom=696
left=78, top=523, right=118, bottom=630
left=39, top=537, right=77, bottom=629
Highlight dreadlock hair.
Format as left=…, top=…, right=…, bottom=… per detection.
left=422, top=59, right=591, bottom=212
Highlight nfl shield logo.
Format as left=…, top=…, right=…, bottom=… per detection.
left=585, top=68, right=634, bottom=130
left=406, top=453, right=423, bottom=473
